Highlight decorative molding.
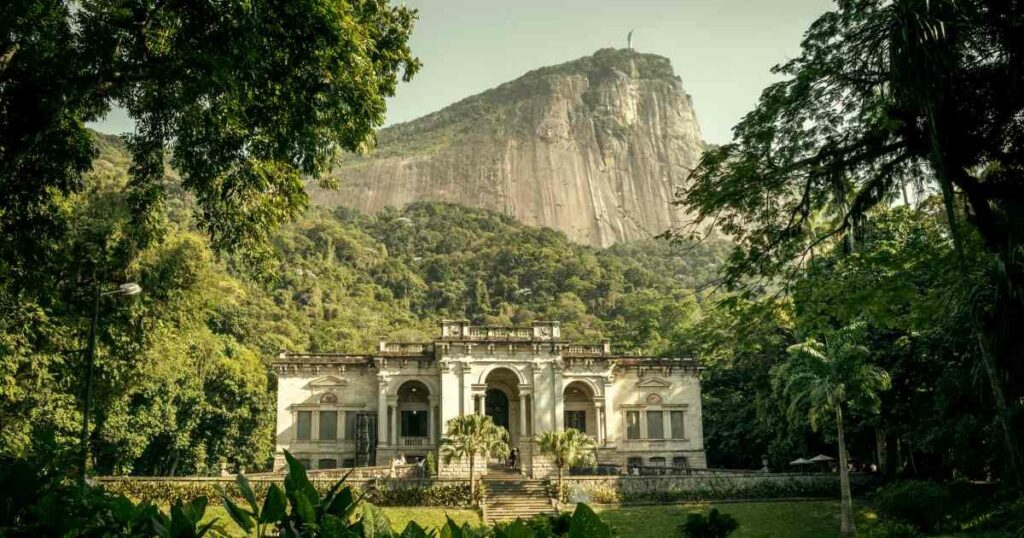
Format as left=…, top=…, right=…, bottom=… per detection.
left=636, top=377, right=672, bottom=389
left=307, top=375, right=349, bottom=389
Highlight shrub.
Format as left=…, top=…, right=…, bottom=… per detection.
left=362, top=481, right=472, bottom=507
left=872, top=480, right=953, bottom=532
left=678, top=508, right=739, bottom=538
left=425, top=451, right=437, bottom=477
left=867, top=520, right=921, bottom=538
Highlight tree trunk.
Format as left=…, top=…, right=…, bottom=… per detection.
left=974, top=329, right=1024, bottom=486
left=469, top=452, right=476, bottom=504
left=836, top=406, right=856, bottom=537
left=558, top=467, right=564, bottom=505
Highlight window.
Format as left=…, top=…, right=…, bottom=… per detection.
left=647, top=411, right=664, bottom=439
left=565, top=410, right=586, bottom=432
left=319, top=411, right=337, bottom=440
left=627, top=457, right=642, bottom=471
left=649, top=457, right=666, bottom=467
left=343, top=458, right=355, bottom=468
left=345, top=411, right=360, bottom=439
left=401, top=410, right=428, bottom=437
left=318, top=458, right=337, bottom=469
left=670, top=411, right=685, bottom=439
left=626, top=411, right=641, bottom=440
left=296, top=411, right=312, bottom=440
left=296, top=458, right=311, bottom=469
left=673, top=456, right=688, bottom=468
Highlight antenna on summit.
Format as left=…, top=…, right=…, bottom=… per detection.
left=627, top=29, right=633, bottom=50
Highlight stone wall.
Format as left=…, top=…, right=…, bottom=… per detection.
left=437, top=454, right=489, bottom=479
left=558, top=472, right=880, bottom=504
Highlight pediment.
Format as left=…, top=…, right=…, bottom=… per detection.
left=636, top=377, right=671, bottom=389
left=307, top=375, right=349, bottom=388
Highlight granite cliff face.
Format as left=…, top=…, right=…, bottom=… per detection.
left=310, top=48, right=704, bottom=247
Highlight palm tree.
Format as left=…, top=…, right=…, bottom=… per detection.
left=772, top=324, right=890, bottom=537
left=439, top=414, right=509, bottom=502
left=535, top=428, right=597, bottom=503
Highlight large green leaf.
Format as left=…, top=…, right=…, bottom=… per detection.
left=568, top=503, right=611, bottom=538
left=260, top=484, right=288, bottom=524
left=236, top=473, right=260, bottom=514
left=284, top=450, right=319, bottom=504
left=400, top=520, right=433, bottom=538
left=222, top=496, right=254, bottom=533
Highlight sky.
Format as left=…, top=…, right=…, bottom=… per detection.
left=89, top=0, right=833, bottom=145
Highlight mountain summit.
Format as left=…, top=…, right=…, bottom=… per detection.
left=311, top=48, right=705, bottom=246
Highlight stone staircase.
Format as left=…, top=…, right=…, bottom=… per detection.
left=482, top=467, right=557, bottom=524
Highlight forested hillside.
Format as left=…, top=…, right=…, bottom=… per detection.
left=0, top=132, right=728, bottom=476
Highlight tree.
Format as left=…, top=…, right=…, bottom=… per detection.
left=439, top=414, right=509, bottom=502
left=534, top=428, right=596, bottom=502
left=772, top=325, right=890, bottom=537
left=679, top=0, right=1024, bottom=488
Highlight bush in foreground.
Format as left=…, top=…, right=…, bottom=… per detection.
left=872, top=480, right=954, bottom=532
left=678, top=508, right=739, bottom=538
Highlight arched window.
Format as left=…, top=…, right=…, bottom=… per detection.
left=320, top=392, right=338, bottom=404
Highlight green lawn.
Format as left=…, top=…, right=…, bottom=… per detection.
left=593, top=501, right=877, bottom=538
left=202, top=500, right=1010, bottom=537
left=593, top=501, right=1011, bottom=538
left=202, top=505, right=481, bottom=536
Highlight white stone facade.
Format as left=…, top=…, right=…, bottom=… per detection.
left=272, top=321, right=707, bottom=476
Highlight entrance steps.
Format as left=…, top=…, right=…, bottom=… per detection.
left=482, top=467, right=556, bottom=525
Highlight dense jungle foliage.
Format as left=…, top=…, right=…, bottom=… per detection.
left=0, top=132, right=731, bottom=476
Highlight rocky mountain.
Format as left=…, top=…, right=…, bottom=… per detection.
left=309, top=48, right=705, bottom=247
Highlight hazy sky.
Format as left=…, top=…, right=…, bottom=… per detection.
left=89, top=0, right=833, bottom=144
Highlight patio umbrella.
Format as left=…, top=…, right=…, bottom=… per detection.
left=788, top=457, right=812, bottom=465
left=808, top=454, right=835, bottom=462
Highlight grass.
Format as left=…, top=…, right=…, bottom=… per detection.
left=201, top=500, right=1011, bottom=537
left=593, top=500, right=877, bottom=538
left=593, top=501, right=1012, bottom=538
left=201, top=505, right=481, bottom=537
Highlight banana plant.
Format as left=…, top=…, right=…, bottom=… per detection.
left=221, top=473, right=287, bottom=537
left=151, top=497, right=216, bottom=538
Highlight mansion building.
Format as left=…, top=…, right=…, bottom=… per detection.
left=273, top=321, right=707, bottom=477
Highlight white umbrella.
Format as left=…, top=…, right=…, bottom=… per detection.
left=809, top=454, right=835, bottom=462
left=789, top=457, right=812, bottom=465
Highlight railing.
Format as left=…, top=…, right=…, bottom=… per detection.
left=563, top=344, right=610, bottom=356
left=402, top=437, right=429, bottom=447
left=464, top=327, right=534, bottom=340
left=380, top=342, right=432, bottom=355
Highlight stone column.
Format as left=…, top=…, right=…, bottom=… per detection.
left=602, top=377, right=617, bottom=447
left=519, top=395, right=529, bottom=439
left=439, top=359, right=461, bottom=428
left=595, top=403, right=605, bottom=445
left=377, top=378, right=389, bottom=447
left=428, top=396, right=439, bottom=445
left=552, top=365, right=564, bottom=430
left=390, top=400, right=399, bottom=446
left=460, top=362, right=474, bottom=416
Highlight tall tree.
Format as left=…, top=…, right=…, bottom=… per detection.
left=535, top=428, right=597, bottom=501
left=679, top=0, right=1024, bottom=486
left=439, top=414, right=509, bottom=502
left=772, top=325, right=890, bottom=537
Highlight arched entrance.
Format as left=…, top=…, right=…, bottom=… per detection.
left=397, top=380, right=431, bottom=451
left=485, top=388, right=509, bottom=430
left=563, top=381, right=597, bottom=437
left=483, top=368, right=521, bottom=445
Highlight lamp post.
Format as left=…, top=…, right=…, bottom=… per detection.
left=80, top=282, right=141, bottom=492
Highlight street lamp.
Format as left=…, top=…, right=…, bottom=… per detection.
left=80, top=281, right=141, bottom=492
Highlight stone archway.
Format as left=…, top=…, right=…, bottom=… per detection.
left=563, top=381, right=597, bottom=438
left=483, top=368, right=521, bottom=445
left=396, top=380, right=432, bottom=451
